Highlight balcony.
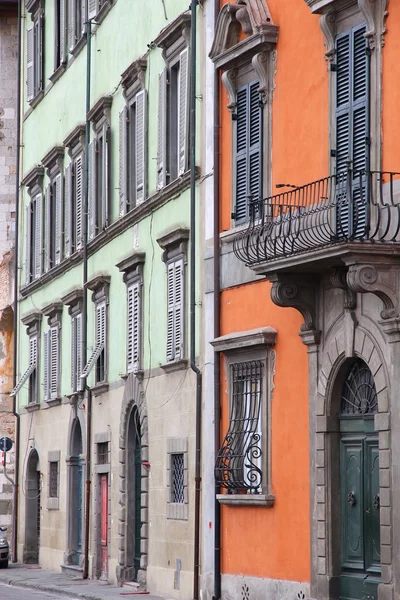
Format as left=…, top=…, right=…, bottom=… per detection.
left=233, top=170, right=400, bottom=276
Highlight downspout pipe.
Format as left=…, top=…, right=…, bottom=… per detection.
left=11, top=0, right=23, bottom=563
left=190, top=1, right=202, bottom=599
left=212, top=0, right=221, bottom=598
left=82, top=18, right=92, bottom=581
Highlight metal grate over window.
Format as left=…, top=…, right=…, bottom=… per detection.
left=97, top=442, right=109, bottom=465
left=215, top=360, right=263, bottom=493
left=49, top=462, right=59, bottom=498
left=341, top=359, right=378, bottom=416
left=171, top=453, right=185, bottom=503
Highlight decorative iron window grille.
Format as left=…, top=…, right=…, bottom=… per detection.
left=97, top=442, right=109, bottom=465
left=215, top=360, right=263, bottom=493
left=341, top=360, right=378, bottom=416
left=171, top=453, right=185, bottom=503
left=49, top=461, right=59, bottom=498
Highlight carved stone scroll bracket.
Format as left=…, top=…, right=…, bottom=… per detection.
left=252, top=50, right=273, bottom=105
left=269, top=274, right=319, bottom=334
left=358, top=0, right=388, bottom=49
left=319, top=10, right=336, bottom=64
left=329, top=267, right=357, bottom=310
left=346, top=264, right=399, bottom=320
left=221, top=69, right=238, bottom=113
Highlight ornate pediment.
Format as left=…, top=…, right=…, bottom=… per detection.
left=210, top=0, right=278, bottom=69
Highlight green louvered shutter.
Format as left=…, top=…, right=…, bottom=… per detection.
left=235, top=81, right=261, bottom=225
left=335, top=25, right=368, bottom=239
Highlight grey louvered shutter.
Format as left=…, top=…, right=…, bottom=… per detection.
left=166, top=262, right=175, bottom=361
left=75, top=154, right=83, bottom=248
left=75, top=313, right=82, bottom=391
left=45, top=185, right=51, bottom=272
left=135, top=90, right=147, bottom=205
left=119, top=107, right=128, bottom=216
left=55, top=173, right=63, bottom=265
left=64, top=163, right=72, bottom=257
left=178, top=49, right=189, bottom=176
left=235, top=85, right=248, bottom=224
left=103, top=124, right=110, bottom=227
left=127, top=281, right=140, bottom=373
left=71, top=314, right=76, bottom=391
left=44, top=330, right=49, bottom=401
left=157, top=70, right=167, bottom=189
left=50, top=325, right=59, bottom=399
left=88, top=0, right=98, bottom=20
left=88, top=140, right=96, bottom=240
left=60, top=0, right=67, bottom=63
left=35, top=193, right=43, bottom=279
left=27, top=27, right=34, bottom=101
left=174, top=259, right=184, bottom=359
left=81, top=0, right=87, bottom=35
left=335, top=25, right=368, bottom=238
left=248, top=82, right=262, bottom=212
left=38, top=14, right=44, bottom=92
left=68, top=0, right=74, bottom=50
left=25, top=204, right=31, bottom=285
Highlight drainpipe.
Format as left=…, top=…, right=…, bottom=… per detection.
left=11, top=0, right=23, bottom=563
left=190, top=1, right=202, bottom=599
left=82, top=18, right=92, bottom=581
left=212, top=0, right=221, bottom=597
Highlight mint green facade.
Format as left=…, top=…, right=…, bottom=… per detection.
left=16, top=0, right=202, bottom=595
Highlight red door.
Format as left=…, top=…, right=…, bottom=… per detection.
left=100, top=474, right=108, bottom=580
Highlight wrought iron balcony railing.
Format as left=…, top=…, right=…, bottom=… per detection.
left=233, top=171, right=400, bottom=267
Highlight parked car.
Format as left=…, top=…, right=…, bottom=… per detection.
left=0, top=527, right=8, bottom=567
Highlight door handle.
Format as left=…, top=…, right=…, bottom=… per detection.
left=373, top=494, right=380, bottom=510
left=347, top=492, right=356, bottom=506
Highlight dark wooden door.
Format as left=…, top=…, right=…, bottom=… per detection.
left=134, top=427, right=141, bottom=579
left=100, top=474, right=108, bottom=580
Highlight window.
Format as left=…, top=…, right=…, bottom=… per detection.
left=49, top=461, right=59, bottom=498
left=212, top=327, right=277, bottom=506
left=234, top=81, right=262, bottom=225
left=71, top=312, right=83, bottom=393
left=119, top=89, right=147, bottom=215
left=43, top=326, right=60, bottom=402
left=88, top=0, right=107, bottom=20
left=65, top=154, right=83, bottom=255
left=166, top=437, right=188, bottom=520
left=157, top=48, right=189, bottom=188
left=88, top=97, right=112, bottom=240
left=26, top=3, right=44, bottom=102
left=10, top=331, right=38, bottom=405
left=97, top=442, right=109, bottom=465
left=81, top=275, right=109, bottom=386
left=54, top=0, right=67, bottom=70
left=68, top=0, right=86, bottom=52
left=166, top=259, right=184, bottom=362
left=44, top=174, right=63, bottom=270
left=26, top=193, right=43, bottom=284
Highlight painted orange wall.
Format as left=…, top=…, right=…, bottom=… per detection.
left=218, top=0, right=330, bottom=584
left=382, top=0, right=400, bottom=172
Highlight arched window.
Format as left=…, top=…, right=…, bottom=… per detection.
left=341, top=359, right=378, bottom=416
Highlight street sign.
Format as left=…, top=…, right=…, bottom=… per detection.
left=0, top=437, right=12, bottom=452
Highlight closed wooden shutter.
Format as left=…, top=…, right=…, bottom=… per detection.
left=64, top=163, right=72, bottom=257
left=60, top=0, right=67, bottom=63
left=75, top=313, right=82, bottom=391
left=102, top=124, right=110, bottom=228
left=178, top=49, right=189, bottom=176
left=68, top=0, right=74, bottom=50
left=38, top=14, right=44, bottom=93
left=119, top=107, right=128, bottom=217
left=97, top=301, right=106, bottom=346
left=44, top=330, right=49, bottom=401
left=235, top=82, right=262, bottom=225
left=166, top=262, right=175, bottom=362
left=55, top=173, right=63, bottom=265
left=88, top=140, right=96, bottom=240
left=174, top=259, right=184, bottom=359
left=75, top=154, right=83, bottom=248
left=335, top=25, right=368, bottom=238
left=50, top=325, right=59, bottom=399
left=25, top=204, right=31, bottom=285
left=157, top=70, right=167, bottom=190
left=81, top=0, right=87, bottom=35
left=34, top=193, right=43, bottom=279
left=88, top=0, right=98, bottom=20
left=27, top=27, right=34, bottom=101
left=166, top=259, right=184, bottom=362
left=127, top=281, right=140, bottom=373
left=45, top=185, right=51, bottom=272
left=135, top=90, right=147, bottom=205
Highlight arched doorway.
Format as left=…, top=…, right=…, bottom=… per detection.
left=24, top=449, right=40, bottom=564
left=68, top=418, right=83, bottom=566
left=339, top=360, right=381, bottom=600
left=126, top=407, right=142, bottom=581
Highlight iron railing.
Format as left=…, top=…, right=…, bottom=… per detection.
left=233, top=170, right=400, bottom=266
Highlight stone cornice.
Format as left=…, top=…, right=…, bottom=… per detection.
left=154, top=11, right=191, bottom=49
left=157, top=227, right=189, bottom=263
left=211, top=327, right=277, bottom=353
left=116, top=252, right=146, bottom=275
left=41, top=302, right=63, bottom=319
left=63, top=124, right=85, bottom=151
left=41, top=146, right=64, bottom=169
left=87, top=96, right=113, bottom=123
left=21, top=165, right=44, bottom=190
left=21, top=311, right=42, bottom=327
left=61, top=288, right=84, bottom=307
left=121, top=57, right=147, bottom=95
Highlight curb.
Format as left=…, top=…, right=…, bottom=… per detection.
left=2, top=577, right=116, bottom=600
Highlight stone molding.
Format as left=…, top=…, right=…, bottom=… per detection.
left=87, top=96, right=113, bottom=124
left=217, top=493, right=275, bottom=507
left=211, top=326, right=277, bottom=353
left=269, top=274, right=319, bottom=333
left=121, top=57, right=147, bottom=100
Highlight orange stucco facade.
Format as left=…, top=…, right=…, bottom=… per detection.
left=217, top=0, right=400, bottom=587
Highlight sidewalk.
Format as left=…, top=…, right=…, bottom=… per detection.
left=0, top=563, right=165, bottom=600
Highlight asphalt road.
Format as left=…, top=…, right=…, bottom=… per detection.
left=0, top=581, right=75, bottom=599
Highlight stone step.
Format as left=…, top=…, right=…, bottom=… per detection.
left=60, top=563, right=83, bottom=577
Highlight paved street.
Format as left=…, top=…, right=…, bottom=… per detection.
left=0, top=581, right=75, bottom=599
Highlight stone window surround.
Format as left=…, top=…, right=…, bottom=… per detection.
left=166, top=437, right=189, bottom=520
left=87, top=95, right=112, bottom=134
left=121, top=57, right=147, bottom=101
left=211, top=326, right=277, bottom=507
left=94, top=431, right=110, bottom=474
left=47, top=450, right=60, bottom=510
left=42, top=302, right=63, bottom=407
left=307, top=0, right=388, bottom=176
left=86, top=274, right=110, bottom=394
left=209, top=0, right=279, bottom=230
left=116, top=251, right=145, bottom=378
left=157, top=227, right=189, bottom=373
left=21, top=310, right=42, bottom=412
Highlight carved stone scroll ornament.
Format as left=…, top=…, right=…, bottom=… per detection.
left=269, top=274, right=319, bottom=333
left=221, top=69, right=238, bottom=113
left=252, top=50, right=275, bottom=105
left=346, top=264, right=399, bottom=319
left=329, top=267, right=357, bottom=310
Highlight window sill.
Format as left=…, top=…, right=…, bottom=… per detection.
left=167, top=502, right=189, bottom=520
left=29, top=90, right=44, bottom=110
left=220, top=223, right=249, bottom=245
left=20, top=251, right=82, bottom=298
left=24, top=402, right=40, bottom=413
left=49, top=63, right=66, bottom=85
left=44, top=397, right=62, bottom=408
left=160, top=359, right=188, bottom=374
left=121, top=369, right=144, bottom=381
left=70, top=36, right=86, bottom=58
left=217, top=493, right=275, bottom=507
left=93, top=0, right=113, bottom=26
left=91, top=382, right=109, bottom=397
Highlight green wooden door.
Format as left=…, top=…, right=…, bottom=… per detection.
left=339, top=361, right=380, bottom=600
